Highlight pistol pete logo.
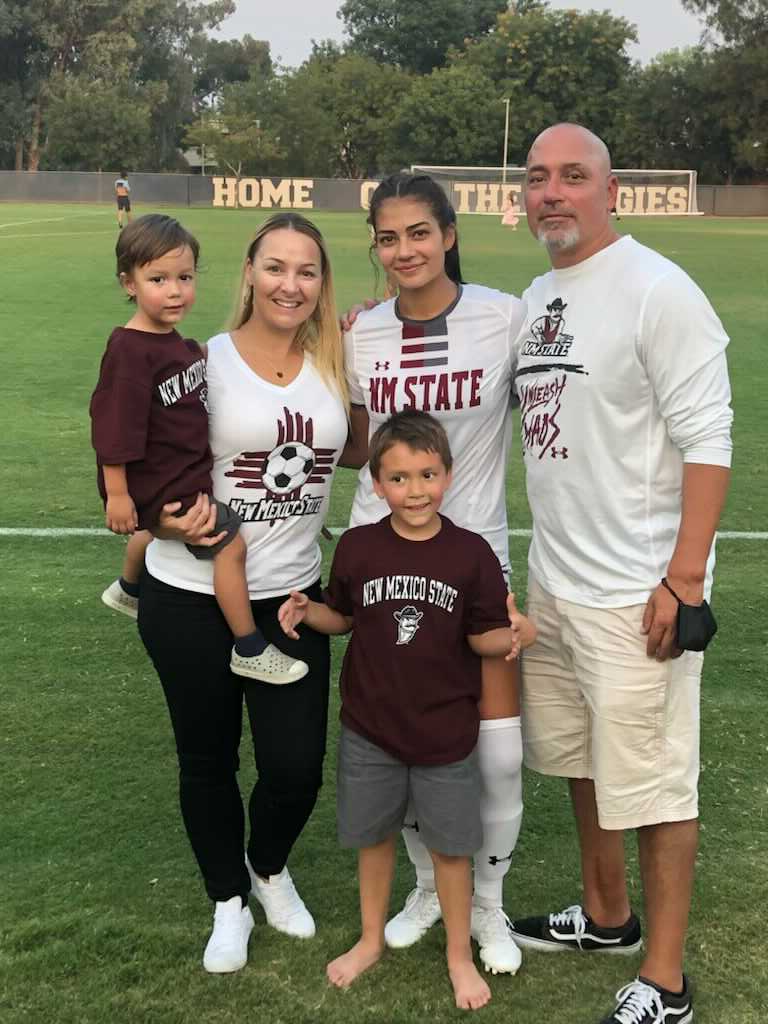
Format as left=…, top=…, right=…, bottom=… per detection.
left=224, top=407, right=336, bottom=525
left=394, top=605, right=423, bottom=645
left=522, top=298, right=574, bottom=357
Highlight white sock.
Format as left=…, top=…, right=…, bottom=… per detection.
left=472, top=717, right=523, bottom=910
left=402, top=797, right=437, bottom=892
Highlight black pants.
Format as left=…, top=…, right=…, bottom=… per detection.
left=138, top=571, right=330, bottom=903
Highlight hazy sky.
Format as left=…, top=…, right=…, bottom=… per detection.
left=214, top=1, right=706, bottom=68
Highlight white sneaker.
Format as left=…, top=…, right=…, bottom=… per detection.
left=203, top=896, right=254, bottom=973
left=101, top=579, right=138, bottom=619
left=384, top=887, right=442, bottom=948
left=247, top=860, right=315, bottom=938
left=230, top=644, right=309, bottom=684
left=471, top=905, right=522, bottom=975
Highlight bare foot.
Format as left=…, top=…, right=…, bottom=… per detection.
left=327, top=938, right=383, bottom=989
left=449, top=959, right=492, bottom=1010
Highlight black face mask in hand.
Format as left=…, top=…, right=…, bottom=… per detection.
left=661, top=578, right=718, bottom=652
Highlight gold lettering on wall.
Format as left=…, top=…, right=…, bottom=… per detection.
left=211, top=177, right=315, bottom=209
left=646, top=186, right=666, bottom=213
left=475, top=184, right=500, bottom=214
left=453, top=183, right=475, bottom=214
left=260, top=179, right=292, bottom=207
left=360, top=181, right=377, bottom=209
left=238, top=179, right=261, bottom=207
left=211, top=177, right=689, bottom=214
left=292, top=179, right=314, bottom=208
left=212, top=177, right=239, bottom=208
left=667, top=187, right=688, bottom=213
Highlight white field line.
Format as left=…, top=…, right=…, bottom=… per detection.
left=0, top=229, right=116, bottom=241
left=0, top=527, right=765, bottom=540
left=0, top=211, right=112, bottom=230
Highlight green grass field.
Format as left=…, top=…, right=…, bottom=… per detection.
left=2, top=205, right=766, bottom=1023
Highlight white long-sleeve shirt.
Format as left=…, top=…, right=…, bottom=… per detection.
left=515, top=235, right=733, bottom=607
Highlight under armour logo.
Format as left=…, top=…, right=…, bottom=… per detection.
left=404, top=820, right=419, bottom=831
left=375, top=360, right=390, bottom=371
left=488, top=850, right=513, bottom=866
left=550, top=446, right=569, bottom=459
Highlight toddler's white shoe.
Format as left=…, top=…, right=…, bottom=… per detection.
left=230, top=644, right=308, bottom=684
left=101, top=579, right=138, bottom=619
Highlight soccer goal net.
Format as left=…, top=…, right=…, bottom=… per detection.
left=410, top=165, right=700, bottom=216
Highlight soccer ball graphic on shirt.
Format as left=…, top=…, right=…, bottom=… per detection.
left=262, top=441, right=316, bottom=494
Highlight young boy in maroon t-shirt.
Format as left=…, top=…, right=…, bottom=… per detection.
left=91, top=214, right=307, bottom=684
left=278, top=410, right=536, bottom=1010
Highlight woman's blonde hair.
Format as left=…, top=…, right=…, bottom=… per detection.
left=230, top=213, right=348, bottom=409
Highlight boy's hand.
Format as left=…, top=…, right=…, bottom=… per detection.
left=106, top=494, right=138, bottom=534
left=340, top=299, right=379, bottom=332
left=278, top=590, right=309, bottom=639
left=505, top=592, right=523, bottom=661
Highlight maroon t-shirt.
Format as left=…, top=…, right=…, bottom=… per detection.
left=324, top=516, right=510, bottom=765
left=90, top=327, right=213, bottom=529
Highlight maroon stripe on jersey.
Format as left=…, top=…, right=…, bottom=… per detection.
left=400, top=356, right=449, bottom=368
left=401, top=323, right=426, bottom=340
left=401, top=341, right=449, bottom=354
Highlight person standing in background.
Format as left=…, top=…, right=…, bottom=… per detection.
left=115, top=171, right=132, bottom=229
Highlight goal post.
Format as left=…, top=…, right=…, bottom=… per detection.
left=410, top=165, right=700, bottom=216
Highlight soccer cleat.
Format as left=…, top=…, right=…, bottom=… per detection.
left=247, top=860, right=316, bottom=939
left=471, top=905, right=522, bottom=975
left=510, top=903, right=642, bottom=954
left=230, top=644, right=309, bottom=684
left=203, top=896, right=254, bottom=973
left=384, top=887, right=442, bottom=948
left=101, top=579, right=139, bottom=619
left=599, top=977, right=692, bottom=1024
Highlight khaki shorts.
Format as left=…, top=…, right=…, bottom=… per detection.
left=522, top=576, right=703, bottom=830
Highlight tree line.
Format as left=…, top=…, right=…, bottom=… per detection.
left=1, top=0, right=765, bottom=184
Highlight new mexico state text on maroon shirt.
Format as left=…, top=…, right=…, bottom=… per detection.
left=324, top=516, right=509, bottom=766
left=90, top=327, right=213, bottom=529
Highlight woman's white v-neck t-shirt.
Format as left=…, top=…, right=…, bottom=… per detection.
left=145, top=332, right=348, bottom=599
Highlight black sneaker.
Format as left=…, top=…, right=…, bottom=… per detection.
left=600, top=976, right=692, bottom=1023
left=509, top=903, right=642, bottom=954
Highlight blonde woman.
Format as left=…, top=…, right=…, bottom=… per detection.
left=138, top=214, right=348, bottom=974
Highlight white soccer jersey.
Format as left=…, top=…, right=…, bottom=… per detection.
left=146, top=332, right=348, bottom=599
left=345, top=284, right=527, bottom=571
left=515, top=235, right=733, bottom=607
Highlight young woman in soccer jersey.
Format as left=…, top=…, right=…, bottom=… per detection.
left=136, top=213, right=349, bottom=974
left=341, top=172, right=527, bottom=976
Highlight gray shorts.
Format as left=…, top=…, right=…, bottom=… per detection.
left=184, top=499, right=241, bottom=560
left=336, top=726, right=482, bottom=856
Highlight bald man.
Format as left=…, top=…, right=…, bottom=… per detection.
left=509, top=124, right=732, bottom=1024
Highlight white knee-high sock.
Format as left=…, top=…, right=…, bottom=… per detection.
left=402, top=797, right=436, bottom=892
left=473, top=716, right=524, bottom=909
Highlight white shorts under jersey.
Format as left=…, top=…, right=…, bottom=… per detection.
left=515, top=235, right=733, bottom=607
left=146, top=332, right=348, bottom=599
left=345, top=284, right=526, bottom=572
